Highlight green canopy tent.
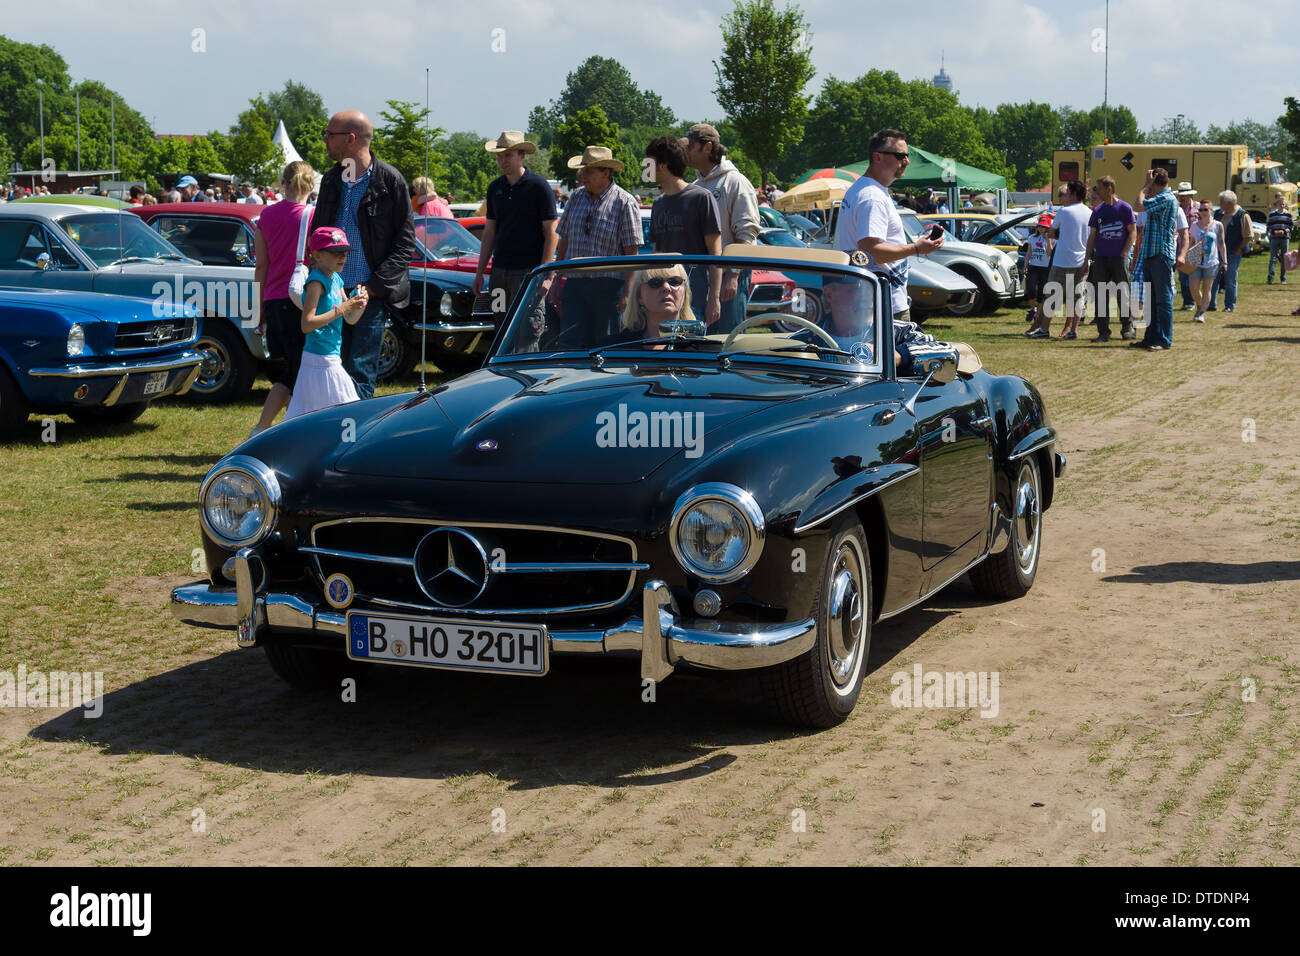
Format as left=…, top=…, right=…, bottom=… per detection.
left=842, top=146, right=1006, bottom=190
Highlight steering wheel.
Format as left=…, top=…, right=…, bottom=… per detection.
left=721, top=312, right=841, bottom=351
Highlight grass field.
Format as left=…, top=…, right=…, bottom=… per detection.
left=1, top=253, right=1297, bottom=866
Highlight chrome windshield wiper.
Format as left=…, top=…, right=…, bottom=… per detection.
left=107, top=256, right=162, bottom=266
left=587, top=336, right=715, bottom=356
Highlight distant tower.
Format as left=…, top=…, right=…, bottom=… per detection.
left=933, top=51, right=953, bottom=91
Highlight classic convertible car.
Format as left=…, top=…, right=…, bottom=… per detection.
left=171, top=246, right=1064, bottom=727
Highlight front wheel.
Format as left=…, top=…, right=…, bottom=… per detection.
left=968, top=455, right=1042, bottom=599
left=0, top=365, right=31, bottom=436
left=264, top=639, right=371, bottom=690
left=763, top=514, right=872, bottom=728
left=376, top=321, right=417, bottom=383
left=945, top=275, right=987, bottom=316
left=188, top=319, right=256, bottom=404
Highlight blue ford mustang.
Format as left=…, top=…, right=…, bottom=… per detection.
left=0, top=287, right=202, bottom=434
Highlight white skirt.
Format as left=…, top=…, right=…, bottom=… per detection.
left=285, top=351, right=359, bottom=419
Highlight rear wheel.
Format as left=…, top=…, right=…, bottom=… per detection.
left=763, top=514, right=872, bottom=728
left=968, top=455, right=1042, bottom=599
left=188, top=319, right=256, bottom=403
left=376, top=322, right=417, bottom=383
left=68, top=402, right=150, bottom=426
left=264, top=639, right=371, bottom=690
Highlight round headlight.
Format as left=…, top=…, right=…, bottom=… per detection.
left=199, top=456, right=281, bottom=548
left=67, top=323, right=86, bottom=357
left=440, top=292, right=455, bottom=316
left=670, top=483, right=765, bottom=584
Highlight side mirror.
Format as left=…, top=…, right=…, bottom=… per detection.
left=901, top=353, right=957, bottom=417
left=36, top=252, right=54, bottom=271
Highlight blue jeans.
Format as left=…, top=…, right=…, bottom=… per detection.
left=714, top=270, right=752, bottom=333
left=1268, top=237, right=1289, bottom=280
left=1141, top=256, right=1174, bottom=349
left=1207, top=253, right=1242, bottom=310
left=341, top=293, right=387, bottom=400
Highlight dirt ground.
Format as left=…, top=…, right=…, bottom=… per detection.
left=3, top=286, right=1298, bottom=867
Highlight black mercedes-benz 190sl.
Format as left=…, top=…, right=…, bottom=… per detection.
left=171, top=246, right=1065, bottom=727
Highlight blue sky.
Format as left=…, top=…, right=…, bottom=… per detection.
left=8, top=0, right=1297, bottom=141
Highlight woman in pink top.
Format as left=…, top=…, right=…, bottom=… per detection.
left=410, top=176, right=453, bottom=218
left=251, top=160, right=316, bottom=435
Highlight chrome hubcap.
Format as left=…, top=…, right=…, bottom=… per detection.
left=194, top=338, right=229, bottom=391
left=378, top=324, right=398, bottom=376
left=1014, top=462, right=1040, bottom=573
left=826, top=541, right=866, bottom=687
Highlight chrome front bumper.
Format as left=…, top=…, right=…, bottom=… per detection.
left=170, top=552, right=816, bottom=682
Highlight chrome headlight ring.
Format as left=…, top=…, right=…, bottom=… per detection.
left=669, top=482, right=765, bottom=584
left=199, top=455, right=281, bottom=549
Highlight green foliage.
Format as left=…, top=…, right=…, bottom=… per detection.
left=1143, top=114, right=1201, bottom=144
left=263, top=80, right=329, bottom=172
left=226, top=101, right=281, bottom=184
left=439, top=130, right=499, bottom=202
left=1207, top=118, right=1295, bottom=168
left=530, top=55, right=675, bottom=148
left=0, top=35, right=73, bottom=156
left=372, top=99, right=445, bottom=188
left=790, top=70, right=1006, bottom=182
left=1280, top=98, right=1300, bottom=152
left=550, top=106, right=639, bottom=190
left=713, top=0, right=815, bottom=186
left=1058, top=104, right=1141, bottom=148
left=973, top=102, right=1061, bottom=190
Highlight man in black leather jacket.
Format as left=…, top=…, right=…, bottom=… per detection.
left=313, top=110, right=415, bottom=398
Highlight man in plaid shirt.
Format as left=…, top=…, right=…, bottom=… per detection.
left=1133, top=168, right=1182, bottom=351
left=553, top=146, right=642, bottom=346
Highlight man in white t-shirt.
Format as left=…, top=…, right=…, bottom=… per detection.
left=1028, top=181, right=1090, bottom=338
left=835, top=128, right=943, bottom=326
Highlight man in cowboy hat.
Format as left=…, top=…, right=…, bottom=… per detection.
left=553, top=145, right=642, bottom=346
left=1174, top=181, right=1198, bottom=309
left=473, top=131, right=558, bottom=318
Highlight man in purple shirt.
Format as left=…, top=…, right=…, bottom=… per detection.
left=1084, top=175, right=1136, bottom=341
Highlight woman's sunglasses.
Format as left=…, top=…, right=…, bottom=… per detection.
left=645, top=276, right=685, bottom=289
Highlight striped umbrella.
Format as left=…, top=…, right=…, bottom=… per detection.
left=792, top=167, right=861, bottom=185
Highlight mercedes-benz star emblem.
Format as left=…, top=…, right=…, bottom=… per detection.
left=413, top=527, right=490, bottom=607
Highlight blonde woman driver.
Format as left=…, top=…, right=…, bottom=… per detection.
left=610, top=264, right=695, bottom=346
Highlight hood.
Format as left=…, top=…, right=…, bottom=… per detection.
left=411, top=265, right=474, bottom=290
left=0, top=286, right=193, bottom=321
left=908, top=257, right=977, bottom=292
left=334, top=362, right=847, bottom=483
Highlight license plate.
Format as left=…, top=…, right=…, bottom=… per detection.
left=142, top=370, right=169, bottom=396
left=346, top=611, right=548, bottom=676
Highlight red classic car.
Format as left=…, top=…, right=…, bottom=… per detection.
left=129, top=202, right=261, bottom=267
left=412, top=215, right=485, bottom=274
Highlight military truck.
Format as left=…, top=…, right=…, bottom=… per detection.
left=1051, top=144, right=1297, bottom=219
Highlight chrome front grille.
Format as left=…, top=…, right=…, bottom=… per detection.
left=304, top=519, right=647, bottom=615
left=114, top=316, right=194, bottom=351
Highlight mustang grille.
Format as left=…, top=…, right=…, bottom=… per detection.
left=114, top=316, right=194, bottom=351
left=304, top=519, right=646, bottom=615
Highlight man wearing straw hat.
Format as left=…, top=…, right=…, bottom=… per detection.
left=473, top=131, right=558, bottom=317
left=553, top=145, right=642, bottom=346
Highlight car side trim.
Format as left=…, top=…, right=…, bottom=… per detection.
left=1009, top=428, right=1057, bottom=460
left=793, top=464, right=919, bottom=534
left=26, top=350, right=204, bottom=378
left=878, top=549, right=991, bottom=621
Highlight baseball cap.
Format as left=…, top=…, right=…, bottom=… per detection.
left=309, top=226, right=350, bottom=252
left=176, top=175, right=198, bottom=188
left=1036, top=213, right=1054, bottom=226
left=686, top=123, right=721, bottom=144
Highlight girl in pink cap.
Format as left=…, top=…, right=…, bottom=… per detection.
left=284, top=227, right=369, bottom=419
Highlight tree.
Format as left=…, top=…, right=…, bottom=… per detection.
left=714, top=0, right=816, bottom=186
left=1207, top=118, right=1295, bottom=168
left=550, top=106, right=638, bottom=190
left=530, top=55, right=676, bottom=148
left=1058, top=104, right=1140, bottom=148
left=973, top=102, right=1061, bottom=190
left=226, top=102, right=281, bottom=184
left=789, top=70, right=1007, bottom=183
left=372, top=99, right=445, bottom=187
left=1144, top=114, right=1201, bottom=144
left=1280, top=98, right=1300, bottom=152
left=0, top=35, right=72, bottom=159
left=263, top=80, right=329, bottom=171
left=439, top=130, right=499, bottom=201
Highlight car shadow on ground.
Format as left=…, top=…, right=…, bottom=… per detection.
left=1102, top=560, right=1300, bottom=585
left=30, top=603, right=956, bottom=789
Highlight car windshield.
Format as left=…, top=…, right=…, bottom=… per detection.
left=899, top=211, right=956, bottom=243
left=414, top=216, right=481, bottom=260
left=1267, top=166, right=1287, bottom=185
left=491, top=258, right=883, bottom=373
left=60, top=213, right=185, bottom=265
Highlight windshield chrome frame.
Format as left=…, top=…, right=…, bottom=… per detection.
left=485, top=253, right=889, bottom=378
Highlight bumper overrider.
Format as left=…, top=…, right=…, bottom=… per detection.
left=170, top=548, right=816, bottom=682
